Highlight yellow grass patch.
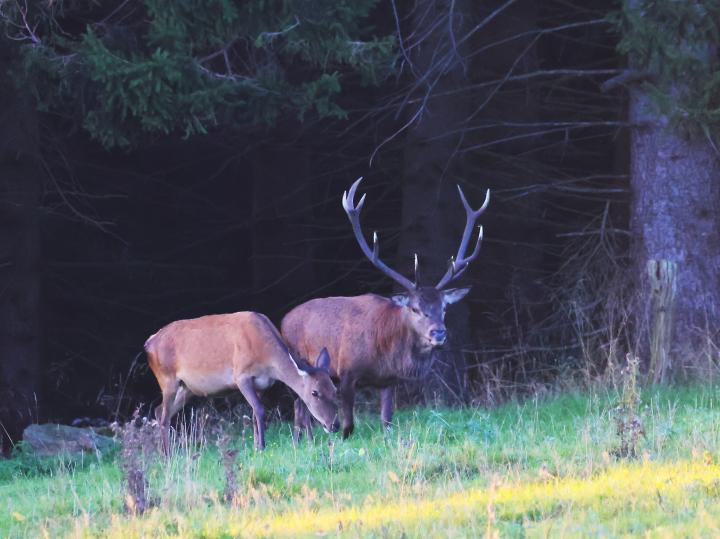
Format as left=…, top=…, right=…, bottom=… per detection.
left=222, top=460, right=720, bottom=537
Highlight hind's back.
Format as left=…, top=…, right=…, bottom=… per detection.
left=145, top=312, right=283, bottom=392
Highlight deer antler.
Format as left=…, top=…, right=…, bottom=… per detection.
left=435, top=185, right=490, bottom=290
left=342, top=177, right=416, bottom=292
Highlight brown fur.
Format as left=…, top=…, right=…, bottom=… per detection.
left=282, top=285, right=470, bottom=439
left=325, top=177, right=481, bottom=438
left=281, top=294, right=423, bottom=386
left=373, top=300, right=413, bottom=372
left=281, top=294, right=434, bottom=439
left=146, top=311, right=338, bottom=451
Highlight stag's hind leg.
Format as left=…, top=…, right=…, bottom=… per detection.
left=380, top=387, right=394, bottom=430
left=339, top=377, right=357, bottom=440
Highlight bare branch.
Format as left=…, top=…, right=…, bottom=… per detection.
left=257, top=15, right=300, bottom=44
left=601, top=69, right=655, bottom=92
left=3, top=0, right=41, bottom=45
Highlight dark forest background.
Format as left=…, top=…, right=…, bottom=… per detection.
left=2, top=0, right=719, bottom=453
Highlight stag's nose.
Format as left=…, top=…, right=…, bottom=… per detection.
left=430, top=328, right=447, bottom=345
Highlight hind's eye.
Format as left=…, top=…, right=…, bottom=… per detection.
left=311, top=390, right=319, bottom=398
left=411, top=307, right=420, bottom=315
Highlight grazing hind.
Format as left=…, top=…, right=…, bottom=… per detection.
left=145, top=311, right=339, bottom=451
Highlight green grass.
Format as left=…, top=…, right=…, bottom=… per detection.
left=3, top=385, right=720, bottom=537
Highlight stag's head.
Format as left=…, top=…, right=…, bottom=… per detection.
left=292, top=348, right=339, bottom=433
left=342, top=177, right=489, bottom=350
left=391, top=286, right=470, bottom=349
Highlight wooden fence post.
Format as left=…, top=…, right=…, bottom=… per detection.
left=647, top=259, right=677, bottom=384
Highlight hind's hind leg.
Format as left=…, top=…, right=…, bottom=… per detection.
left=169, top=385, right=193, bottom=418
left=158, top=379, right=180, bottom=455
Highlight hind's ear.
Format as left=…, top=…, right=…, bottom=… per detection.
left=316, top=347, right=331, bottom=372
left=288, top=353, right=310, bottom=376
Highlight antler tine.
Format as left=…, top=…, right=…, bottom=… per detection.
left=457, top=185, right=490, bottom=216
left=413, top=253, right=420, bottom=287
left=440, top=226, right=483, bottom=284
left=342, top=177, right=416, bottom=292
left=341, top=177, right=367, bottom=214
left=436, top=185, right=490, bottom=290
left=454, top=186, right=489, bottom=256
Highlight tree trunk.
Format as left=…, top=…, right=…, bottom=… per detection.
left=0, top=51, right=43, bottom=454
left=398, top=0, right=476, bottom=403
left=629, top=88, right=720, bottom=378
left=398, top=0, right=540, bottom=402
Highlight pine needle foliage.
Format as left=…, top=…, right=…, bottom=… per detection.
left=3, top=0, right=395, bottom=148
left=612, top=0, right=720, bottom=136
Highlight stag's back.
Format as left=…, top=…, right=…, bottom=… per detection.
left=281, top=294, right=409, bottom=381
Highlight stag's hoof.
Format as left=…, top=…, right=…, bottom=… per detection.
left=342, top=424, right=354, bottom=439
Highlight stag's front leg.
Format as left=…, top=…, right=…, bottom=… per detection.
left=380, top=387, right=394, bottom=429
left=339, top=377, right=356, bottom=439
left=292, top=398, right=303, bottom=444
left=292, top=398, right=314, bottom=444
left=236, top=377, right=266, bottom=450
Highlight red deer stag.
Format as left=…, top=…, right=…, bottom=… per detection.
left=282, top=177, right=489, bottom=439
left=145, top=311, right=339, bottom=451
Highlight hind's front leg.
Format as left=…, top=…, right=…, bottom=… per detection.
left=236, top=377, right=266, bottom=450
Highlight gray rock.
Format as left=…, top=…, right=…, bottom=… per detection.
left=22, top=423, right=116, bottom=457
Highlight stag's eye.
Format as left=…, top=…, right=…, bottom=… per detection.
left=311, top=390, right=319, bottom=398
left=410, top=307, right=421, bottom=315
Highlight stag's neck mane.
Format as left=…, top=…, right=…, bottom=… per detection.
left=373, top=298, right=429, bottom=377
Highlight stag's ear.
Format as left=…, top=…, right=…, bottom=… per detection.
left=443, top=287, right=471, bottom=305
left=391, top=293, right=410, bottom=307
left=316, top=347, right=331, bottom=372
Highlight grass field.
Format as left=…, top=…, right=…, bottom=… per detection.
left=3, top=384, right=720, bottom=538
